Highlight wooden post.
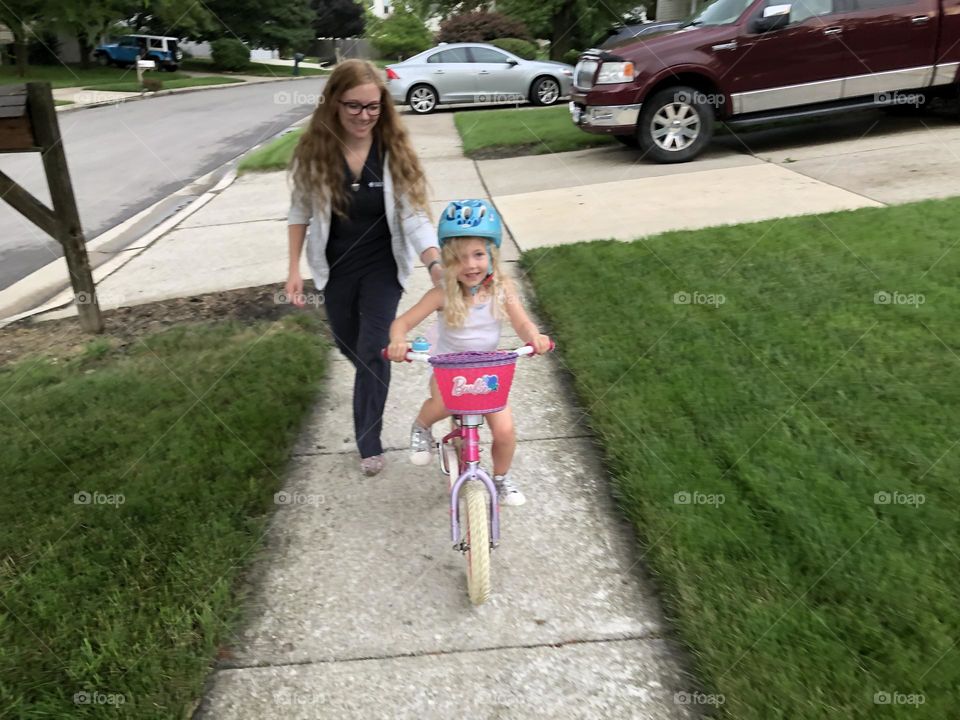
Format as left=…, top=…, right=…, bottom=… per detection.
left=0, top=83, right=103, bottom=333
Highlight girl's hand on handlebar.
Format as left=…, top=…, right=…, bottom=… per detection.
left=531, top=334, right=552, bottom=355
left=387, top=340, right=409, bottom=363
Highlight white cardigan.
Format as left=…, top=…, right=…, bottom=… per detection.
left=287, top=151, right=437, bottom=291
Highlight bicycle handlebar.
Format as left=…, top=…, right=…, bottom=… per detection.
left=382, top=340, right=554, bottom=363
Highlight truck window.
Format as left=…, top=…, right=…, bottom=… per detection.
left=785, top=0, right=834, bottom=22
left=689, top=0, right=757, bottom=25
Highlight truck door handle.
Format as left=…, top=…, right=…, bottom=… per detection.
left=434, top=69, right=444, bottom=73
left=911, top=15, right=930, bottom=23
left=823, top=27, right=843, bottom=35
left=712, top=41, right=738, bottom=51
left=478, top=70, right=490, bottom=74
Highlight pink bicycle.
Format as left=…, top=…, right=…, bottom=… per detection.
left=386, top=340, right=553, bottom=604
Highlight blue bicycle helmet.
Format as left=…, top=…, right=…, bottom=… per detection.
left=437, top=200, right=502, bottom=248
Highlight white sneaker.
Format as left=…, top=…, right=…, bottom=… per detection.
left=495, top=473, right=526, bottom=506
left=409, top=421, right=434, bottom=466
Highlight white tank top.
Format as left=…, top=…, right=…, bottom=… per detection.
left=433, top=300, right=501, bottom=354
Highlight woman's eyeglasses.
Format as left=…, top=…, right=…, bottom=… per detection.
left=339, top=100, right=382, bottom=116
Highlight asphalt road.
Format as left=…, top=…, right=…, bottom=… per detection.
left=0, top=78, right=320, bottom=291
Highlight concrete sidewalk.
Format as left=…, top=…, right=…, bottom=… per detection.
left=22, top=112, right=694, bottom=718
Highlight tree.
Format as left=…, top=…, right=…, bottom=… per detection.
left=312, top=0, right=364, bottom=38
left=498, top=0, right=638, bottom=59
left=0, top=0, right=46, bottom=76
left=52, top=0, right=125, bottom=69
left=201, top=0, right=314, bottom=52
left=366, top=9, right=431, bottom=60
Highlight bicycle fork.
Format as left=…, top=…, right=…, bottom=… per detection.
left=439, top=415, right=500, bottom=551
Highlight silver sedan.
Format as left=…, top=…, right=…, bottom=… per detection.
left=386, top=43, right=574, bottom=114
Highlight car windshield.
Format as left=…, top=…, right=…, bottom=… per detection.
left=685, top=0, right=756, bottom=26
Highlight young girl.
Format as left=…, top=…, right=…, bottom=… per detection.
left=387, top=200, right=551, bottom=506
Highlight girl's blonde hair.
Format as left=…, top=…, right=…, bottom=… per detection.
left=441, top=237, right=507, bottom=328
left=290, top=59, right=428, bottom=218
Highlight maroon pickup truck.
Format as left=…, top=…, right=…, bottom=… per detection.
left=570, top=0, right=960, bottom=162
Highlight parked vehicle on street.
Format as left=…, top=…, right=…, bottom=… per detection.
left=94, top=35, right=182, bottom=71
left=386, top=43, right=574, bottom=114
left=571, top=0, right=960, bottom=162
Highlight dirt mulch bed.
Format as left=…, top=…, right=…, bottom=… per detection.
left=1, top=284, right=317, bottom=368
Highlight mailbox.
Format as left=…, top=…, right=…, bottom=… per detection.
left=0, top=85, right=37, bottom=152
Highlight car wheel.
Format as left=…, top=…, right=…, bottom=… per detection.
left=531, top=76, right=561, bottom=106
left=638, top=85, right=714, bottom=163
left=408, top=84, right=438, bottom=114
left=95, top=53, right=111, bottom=67
left=614, top=134, right=640, bottom=148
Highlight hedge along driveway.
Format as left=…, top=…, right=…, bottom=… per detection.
left=521, top=198, right=960, bottom=719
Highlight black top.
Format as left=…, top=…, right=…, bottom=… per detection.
left=326, top=139, right=396, bottom=279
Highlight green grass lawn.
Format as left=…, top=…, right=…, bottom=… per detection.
left=55, top=100, right=73, bottom=106
left=84, top=74, right=242, bottom=92
left=522, top=199, right=960, bottom=719
left=454, top=105, right=614, bottom=157
left=0, top=316, right=327, bottom=718
left=0, top=64, right=146, bottom=89
left=180, top=58, right=327, bottom=77
left=237, top=128, right=303, bottom=173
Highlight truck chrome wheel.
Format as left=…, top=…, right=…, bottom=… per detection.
left=637, top=85, right=714, bottom=163
left=650, top=100, right=701, bottom=152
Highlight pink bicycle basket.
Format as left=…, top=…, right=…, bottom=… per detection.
left=429, top=350, right=518, bottom=414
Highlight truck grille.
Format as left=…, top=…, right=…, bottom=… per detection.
left=574, top=59, right=598, bottom=90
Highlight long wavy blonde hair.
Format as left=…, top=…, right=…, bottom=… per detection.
left=290, top=59, right=428, bottom=218
left=441, top=237, right=509, bottom=329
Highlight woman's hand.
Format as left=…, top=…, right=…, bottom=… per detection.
left=285, top=272, right=305, bottom=308
left=387, top=339, right=410, bottom=363
left=531, top=333, right=552, bottom=355
left=428, top=261, right=443, bottom=287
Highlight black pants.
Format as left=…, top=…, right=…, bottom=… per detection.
left=324, top=269, right=403, bottom=459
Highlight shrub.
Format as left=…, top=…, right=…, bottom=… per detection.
left=490, top=37, right=537, bottom=60
left=367, top=10, right=432, bottom=60
left=563, top=49, right=582, bottom=66
left=210, top=38, right=251, bottom=71
left=437, top=11, right=532, bottom=44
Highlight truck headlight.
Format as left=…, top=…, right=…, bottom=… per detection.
left=596, top=61, right=635, bottom=84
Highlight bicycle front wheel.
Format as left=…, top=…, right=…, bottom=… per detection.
left=463, top=480, right=491, bottom=605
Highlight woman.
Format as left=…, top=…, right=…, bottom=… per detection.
left=285, top=60, right=442, bottom=476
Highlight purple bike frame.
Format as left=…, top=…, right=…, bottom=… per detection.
left=442, top=415, right=500, bottom=548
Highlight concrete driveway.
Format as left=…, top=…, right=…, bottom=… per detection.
left=474, top=108, right=960, bottom=249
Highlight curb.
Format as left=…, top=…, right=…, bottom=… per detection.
left=56, top=73, right=316, bottom=114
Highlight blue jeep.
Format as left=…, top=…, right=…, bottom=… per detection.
left=94, top=35, right=182, bottom=71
